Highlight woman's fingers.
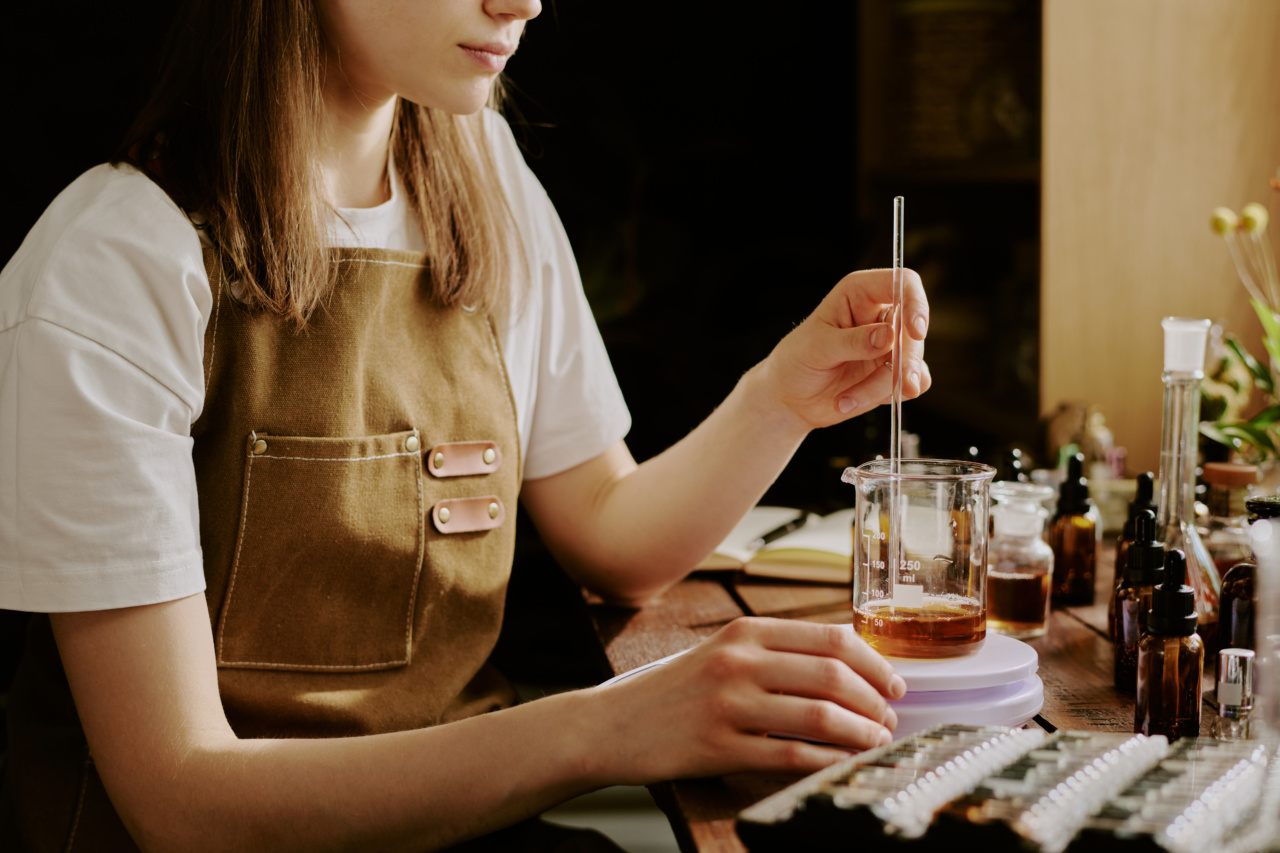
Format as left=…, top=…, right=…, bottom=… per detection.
left=750, top=649, right=898, bottom=731
left=807, top=320, right=894, bottom=368
left=717, top=618, right=906, bottom=702
left=835, top=355, right=930, bottom=415
left=739, top=694, right=893, bottom=751
left=732, top=733, right=864, bottom=775
left=832, top=268, right=929, bottom=339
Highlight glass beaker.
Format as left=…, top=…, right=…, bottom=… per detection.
left=844, top=459, right=996, bottom=658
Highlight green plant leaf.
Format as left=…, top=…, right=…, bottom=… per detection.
left=1221, top=422, right=1278, bottom=457
left=1226, top=335, right=1275, bottom=394
left=1248, top=405, right=1280, bottom=427
left=1200, top=421, right=1242, bottom=450
left=1250, top=298, right=1280, bottom=377
left=1253, top=298, right=1280, bottom=342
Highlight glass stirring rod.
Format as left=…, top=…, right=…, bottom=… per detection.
left=887, top=196, right=905, bottom=611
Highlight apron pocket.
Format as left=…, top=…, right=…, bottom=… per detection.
left=215, top=430, right=425, bottom=671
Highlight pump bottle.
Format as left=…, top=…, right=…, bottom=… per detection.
left=1135, top=549, right=1204, bottom=739
left=1050, top=453, right=1097, bottom=605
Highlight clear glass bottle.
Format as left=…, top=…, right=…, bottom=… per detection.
left=1156, top=317, right=1220, bottom=652
left=1050, top=452, right=1098, bottom=605
left=1211, top=648, right=1254, bottom=741
left=1212, top=495, right=1280, bottom=687
left=1200, top=462, right=1257, bottom=577
left=1135, top=548, right=1204, bottom=740
left=1114, top=509, right=1163, bottom=693
left=1109, top=471, right=1157, bottom=642
left=1251, top=509, right=1280, bottom=739
left=987, top=481, right=1055, bottom=639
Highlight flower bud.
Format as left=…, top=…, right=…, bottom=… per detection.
left=1211, top=207, right=1239, bottom=235
left=1242, top=202, right=1270, bottom=233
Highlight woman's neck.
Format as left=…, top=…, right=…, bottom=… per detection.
left=319, top=71, right=397, bottom=210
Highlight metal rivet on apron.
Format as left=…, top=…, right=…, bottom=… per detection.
left=438, top=507, right=451, bottom=524
left=405, top=435, right=420, bottom=453
left=488, top=502, right=500, bottom=519
left=252, top=439, right=267, bottom=455
left=433, top=452, right=445, bottom=469
left=483, top=448, right=496, bottom=465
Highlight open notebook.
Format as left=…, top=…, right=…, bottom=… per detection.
left=696, top=506, right=855, bottom=583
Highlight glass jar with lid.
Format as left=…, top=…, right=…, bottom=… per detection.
left=987, top=481, right=1055, bottom=639
left=1200, top=462, right=1258, bottom=577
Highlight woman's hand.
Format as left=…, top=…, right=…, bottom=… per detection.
left=595, top=617, right=907, bottom=782
left=755, top=268, right=931, bottom=432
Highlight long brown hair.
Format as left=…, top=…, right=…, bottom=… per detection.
left=115, top=0, right=518, bottom=325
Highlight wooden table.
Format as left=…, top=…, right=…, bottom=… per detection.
left=584, top=543, right=1218, bottom=853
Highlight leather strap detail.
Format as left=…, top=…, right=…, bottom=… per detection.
left=432, top=496, right=505, bottom=534
left=426, top=441, right=502, bottom=478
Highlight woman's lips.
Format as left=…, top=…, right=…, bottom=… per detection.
left=460, top=43, right=514, bottom=72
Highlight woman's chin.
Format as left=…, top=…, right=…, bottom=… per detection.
left=406, top=81, right=497, bottom=116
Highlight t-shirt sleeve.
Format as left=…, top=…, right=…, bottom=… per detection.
left=482, top=111, right=632, bottom=481
left=0, top=165, right=210, bottom=612
left=522, top=197, right=632, bottom=480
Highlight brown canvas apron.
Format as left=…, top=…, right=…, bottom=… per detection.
left=1, top=247, right=536, bottom=850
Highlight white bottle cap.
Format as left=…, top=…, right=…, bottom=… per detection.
left=1162, top=317, right=1210, bottom=373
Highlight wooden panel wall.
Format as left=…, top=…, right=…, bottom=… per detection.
left=1042, top=0, right=1280, bottom=473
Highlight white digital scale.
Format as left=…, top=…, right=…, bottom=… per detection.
left=885, top=632, right=1043, bottom=738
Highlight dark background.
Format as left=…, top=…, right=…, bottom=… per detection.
left=0, top=1, right=1042, bottom=697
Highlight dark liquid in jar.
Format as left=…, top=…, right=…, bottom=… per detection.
left=852, top=597, right=985, bottom=658
left=987, top=570, right=1049, bottom=638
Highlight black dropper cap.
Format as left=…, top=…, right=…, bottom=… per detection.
left=1122, top=472, right=1158, bottom=541
left=1057, top=453, right=1091, bottom=517
left=1123, top=510, right=1164, bottom=586
left=1148, top=549, right=1198, bottom=636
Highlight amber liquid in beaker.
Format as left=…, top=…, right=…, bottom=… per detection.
left=987, top=570, right=1049, bottom=638
left=852, top=597, right=985, bottom=658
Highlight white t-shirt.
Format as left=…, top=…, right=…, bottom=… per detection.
left=0, top=110, right=631, bottom=613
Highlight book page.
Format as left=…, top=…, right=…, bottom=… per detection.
left=695, top=506, right=808, bottom=570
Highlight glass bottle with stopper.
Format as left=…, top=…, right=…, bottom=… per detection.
left=1156, top=317, right=1220, bottom=651
left=987, top=481, right=1054, bottom=639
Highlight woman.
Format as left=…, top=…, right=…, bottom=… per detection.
left=0, top=0, right=931, bottom=850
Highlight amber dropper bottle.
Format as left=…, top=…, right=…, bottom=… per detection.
left=1135, top=549, right=1204, bottom=739
left=1114, top=510, right=1163, bottom=692
left=1109, top=472, right=1157, bottom=640
left=1050, top=453, right=1098, bottom=605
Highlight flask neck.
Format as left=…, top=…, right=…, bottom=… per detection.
left=1157, top=372, right=1201, bottom=533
